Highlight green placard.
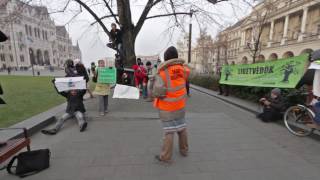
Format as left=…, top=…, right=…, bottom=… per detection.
left=220, top=54, right=309, bottom=88
left=97, top=67, right=116, bottom=84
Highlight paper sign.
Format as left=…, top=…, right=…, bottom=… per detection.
left=113, top=84, right=140, bottom=99
left=308, top=62, right=320, bottom=70
left=97, top=67, right=117, bottom=84
left=54, top=77, right=86, bottom=92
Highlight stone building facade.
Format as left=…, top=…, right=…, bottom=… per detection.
left=0, top=0, right=81, bottom=70
left=219, top=0, right=320, bottom=65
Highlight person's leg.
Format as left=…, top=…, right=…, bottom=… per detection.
left=74, top=111, right=87, bottom=132
left=55, top=113, right=72, bottom=131
left=159, top=132, right=174, bottom=162
left=104, top=95, right=109, bottom=113
left=178, top=128, right=189, bottom=156
left=218, top=83, right=223, bottom=95
left=224, top=85, right=229, bottom=96
left=42, top=113, right=72, bottom=134
left=142, top=82, right=147, bottom=98
left=98, top=95, right=105, bottom=115
left=186, top=80, right=190, bottom=96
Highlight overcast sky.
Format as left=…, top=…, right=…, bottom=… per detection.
left=38, top=0, right=255, bottom=67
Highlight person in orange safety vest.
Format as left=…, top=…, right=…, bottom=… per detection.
left=154, top=46, right=190, bottom=163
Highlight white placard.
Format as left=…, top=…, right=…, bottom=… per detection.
left=308, top=62, right=320, bottom=70
left=113, top=84, right=140, bottom=99
left=313, top=70, right=320, bottom=97
left=54, top=77, right=86, bottom=92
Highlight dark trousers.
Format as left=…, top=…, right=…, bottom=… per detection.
left=258, top=108, right=282, bottom=122
left=218, top=84, right=229, bottom=95
left=186, top=80, right=190, bottom=95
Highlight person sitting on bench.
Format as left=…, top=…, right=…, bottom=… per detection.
left=41, top=83, right=88, bottom=135
left=257, top=88, right=285, bottom=122
left=107, top=23, right=122, bottom=55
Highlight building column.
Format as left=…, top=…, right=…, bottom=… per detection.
left=241, top=31, right=246, bottom=46
left=298, top=7, right=309, bottom=42
left=267, top=20, right=274, bottom=47
left=281, top=15, right=289, bottom=45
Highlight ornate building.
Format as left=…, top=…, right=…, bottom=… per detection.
left=0, top=0, right=82, bottom=70
left=218, top=0, right=320, bottom=65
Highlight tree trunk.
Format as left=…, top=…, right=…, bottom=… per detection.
left=117, top=0, right=136, bottom=67
left=122, top=29, right=136, bottom=67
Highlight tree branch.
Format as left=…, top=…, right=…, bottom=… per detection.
left=73, top=0, right=111, bottom=37
left=90, top=14, right=119, bottom=26
left=134, top=0, right=162, bottom=38
left=102, top=0, right=120, bottom=24
left=146, top=12, right=191, bottom=20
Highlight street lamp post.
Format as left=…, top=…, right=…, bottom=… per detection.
left=187, top=10, right=194, bottom=64
left=29, top=49, right=35, bottom=76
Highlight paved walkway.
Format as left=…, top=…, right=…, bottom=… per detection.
left=1, top=89, right=320, bottom=180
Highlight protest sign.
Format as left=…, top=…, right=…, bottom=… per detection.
left=54, top=77, right=86, bottom=92
left=113, top=84, right=140, bottom=99
left=97, top=67, right=117, bottom=84
left=220, top=54, right=309, bottom=88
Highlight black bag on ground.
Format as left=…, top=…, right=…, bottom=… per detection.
left=7, top=149, right=50, bottom=178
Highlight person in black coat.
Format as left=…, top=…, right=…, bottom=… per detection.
left=0, top=84, right=5, bottom=104
left=41, top=81, right=88, bottom=135
left=0, top=30, right=8, bottom=42
left=257, top=88, right=285, bottom=122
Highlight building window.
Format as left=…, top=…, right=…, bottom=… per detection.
left=8, top=45, right=11, bottom=50
left=19, top=44, right=23, bottom=51
left=25, top=24, right=28, bottom=35
left=0, top=54, right=5, bottom=62
left=34, top=28, right=37, bottom=38
left=45, top=31, right=48, bottom=40
left=29, top=26, right=32, bottom=36
left=42, top=30, right=45, bottom=40
left=20, top=55, right=25, bottom=62
left=10, top=54, right=14, bottom=62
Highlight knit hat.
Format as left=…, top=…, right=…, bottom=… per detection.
left=271, top=88, right=281, bottom=96
left=164, top=46, right=178, bottom=61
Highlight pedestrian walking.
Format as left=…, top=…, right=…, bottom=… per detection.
left=93, top=60, right=111, bottom=116
left=133, top=61, right=147, bottom=98
left=153, top=46, right=190, bottom=163
left=146, top=61, right=157, bottom=102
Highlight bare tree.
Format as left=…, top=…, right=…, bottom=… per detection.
left=245, top=1, right=274, bottom=63
left=195, top=28, right=214, bottom=73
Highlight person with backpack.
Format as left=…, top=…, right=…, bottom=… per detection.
left=153, top=46, right=190, bottom=163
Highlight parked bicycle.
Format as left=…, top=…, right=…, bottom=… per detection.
left=283, top=91, right=318, bottom=137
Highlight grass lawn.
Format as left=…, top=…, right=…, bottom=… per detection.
left=0, top=76, right=65, bottom=127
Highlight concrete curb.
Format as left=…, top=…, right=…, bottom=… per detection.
left=190, top=84, right=259, bottom=114
left=1, top=102, right=66, bottom=141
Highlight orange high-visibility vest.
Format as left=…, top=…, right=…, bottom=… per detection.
left=154, top=64, right=190, bottom=111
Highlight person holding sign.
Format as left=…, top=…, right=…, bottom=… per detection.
left=41, top=80, right=88, bottom=135
left=93, top=60, right=114, bottom=116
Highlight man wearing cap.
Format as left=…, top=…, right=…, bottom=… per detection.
left=257, top=88, right=285, bottom=122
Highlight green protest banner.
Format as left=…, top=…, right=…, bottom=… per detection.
left=219, top=54, right=309, bottom=88
left=97, top=67, right=117, bottom=84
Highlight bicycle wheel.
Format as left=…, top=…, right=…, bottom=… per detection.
left=283, top=105, right=315, bottom=137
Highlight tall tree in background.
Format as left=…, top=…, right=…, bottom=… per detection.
left=245, top=1, right=274, bottom=63
left=195, top=28, right=214, bottom=73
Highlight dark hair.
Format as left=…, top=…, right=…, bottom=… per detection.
left=111, top=23, right=117, bottom=27
left=146, top=61, right=152, bottom=66
left=65, top=59, right=74, bottom=68
left=164, top=46, right=178, bottom=61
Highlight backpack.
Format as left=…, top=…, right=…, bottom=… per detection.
left=152, top=74, right=167, bottom=98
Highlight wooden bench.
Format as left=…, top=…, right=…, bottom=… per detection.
left=0, top=128, right=31, bottom=165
